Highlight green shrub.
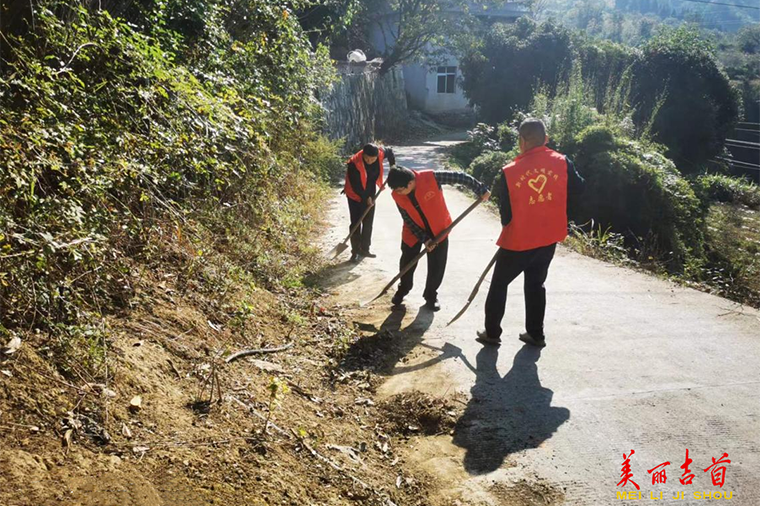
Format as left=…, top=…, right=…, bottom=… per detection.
left=300, top=135, right=347, bottom=183
left=702, top=204, right=760, bottom=306
left=468, top=123, right=501, bottom=153
left=496, top=123, right=518, bottom=152
left=692, top=174, right=760, bottom=210
left=448, top=124, right=500, bottom=170
left=468, top=151, right=512, bottom=190
left=575, top=37, right=636, bottom=113
left=0, top=0, right=337, bottom=334
left=572, top=125, right=706, bottom=271
left=460, top=18, right=574, bottom=123
left=541, top=65, right=603, bottom=154
left=631, top=27, right=741, bottom=171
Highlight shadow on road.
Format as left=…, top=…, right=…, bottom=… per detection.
left=452, top=346, right=570, bottom=475
left=389, top=341, right=475, bottom=376
left=338, top=306, right=435, bottom=374
left=304, top=257, right=363, bottom=291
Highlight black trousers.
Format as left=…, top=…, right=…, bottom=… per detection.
left=347, top=198, right=375, bottom=254
left=484, top=243, right=556, bottom=340
left=397, top=238, right=449, bottom=302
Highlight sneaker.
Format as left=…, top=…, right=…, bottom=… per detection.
left=475, top=330, right=501, bottom=346
left=424, top=299, right=441, bottom=312
left=519, top=332, right=546, bottom=348
left=361, top=250, right=377, bottom=258
left=391, top=291, right=405, bottom=306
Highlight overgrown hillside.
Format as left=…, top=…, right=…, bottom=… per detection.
left=0, top=2, right=438, bottom=505
left=450, top=21, right=758, bottom=305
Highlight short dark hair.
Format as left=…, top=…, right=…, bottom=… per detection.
left=387, top=165, right=415, bottom=189
left=518, top=118, right=546, bottom=148
left=362, top=143, right=379, bottom=157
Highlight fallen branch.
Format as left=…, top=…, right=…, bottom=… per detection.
left=287, top=381, right=320, bottom=403
left=224, top=343, right=294, bottom=363
left=228, top=396, right=377, bottom=497
left=293, top=429, right=372, bottom=490
left=227, top=395, right=290, bottom=438
left=55, top=42, right=99, bottom=74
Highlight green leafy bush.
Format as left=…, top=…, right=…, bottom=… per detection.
left=631, top=27, right=741, bottom=171
left=702, top=204, right=760, bottom=306
left=572, top=125, right=706, bottom=271
left=300, top=135, right=347, bottom=183
left=692, top=174, right=760, bottom=210
left=496, top=123, right=518, bottom=152
left=0, top=0, right=337, bottom=334
left=468, top=151, right=511, bottom=190
left=448, top=123, right=501, bottom=170
left=575, top=37, right=636, bottom=112
left=529, top=65, right=603, bottom=154
left=468, top=123, right=501, bottom=153
left=460, top=18, right=574, bottom=123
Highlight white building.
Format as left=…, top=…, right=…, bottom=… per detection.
left=368, top=2, right=527, bottom=121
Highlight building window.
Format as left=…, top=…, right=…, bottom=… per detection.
left=437, top=66, right=456, bottom=94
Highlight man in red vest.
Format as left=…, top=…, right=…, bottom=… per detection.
left=477, top=118, right=584, bottom=347
left=344, top=143, right=396, bottom=262
left=387, top=166, right=490, bottom=311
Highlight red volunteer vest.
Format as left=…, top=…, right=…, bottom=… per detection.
left=497, top=146, right=569, bottom=251
left=392, top=170, right=453, bottom=247
left=344, top=149, right=385, bottom=202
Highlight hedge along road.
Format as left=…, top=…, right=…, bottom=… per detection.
left=319, top=134, right=760, bottom=506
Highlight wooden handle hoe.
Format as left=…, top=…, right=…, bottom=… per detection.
left=446, top=249, right=499, bottom=326
left=362, top=197, right=484, bottom=306
left=328, top=182, right=387, bottom=259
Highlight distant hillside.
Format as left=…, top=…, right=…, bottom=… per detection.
left=538, top=0, right=759, bottom=43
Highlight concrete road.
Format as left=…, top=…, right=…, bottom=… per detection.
left=320, top=137, right=760, bottom=506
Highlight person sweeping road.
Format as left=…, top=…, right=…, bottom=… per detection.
left=387, top=166, right=490, bottom=312
left=476, top=118, right=584, bottom=347
left=344, top=143, right=396, bottom=262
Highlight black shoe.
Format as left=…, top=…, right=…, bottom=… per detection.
left=424, top=299, right=441, bottom=312
left=361, top=250, right=377, bottom=258
left=519, top=332, right=546, bottom=348
left=349, top=253, right=360, bottom=263
left=475, top=330, right=501, bottom=346
left=391, top=292, right=405, bottom=306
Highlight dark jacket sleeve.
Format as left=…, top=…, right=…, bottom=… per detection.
left=398, top=206, right=429, bottom=242
left=495, top=173, right=512, bottom=226
left=347, top=161, right=364, bottom=198
left=383, top=147, right=396, bottom=167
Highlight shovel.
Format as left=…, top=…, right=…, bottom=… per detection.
left=446, top=249, right=499, bottom=326
left=328, top=182, right=387, bottom=259
left=363, top=197, right=484, bottom=306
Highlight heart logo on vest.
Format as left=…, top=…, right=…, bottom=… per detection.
left=424, top=191, right=436, bottom=201
left=528, top=174, right=547, bottom=194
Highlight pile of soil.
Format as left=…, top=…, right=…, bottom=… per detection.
left=336, top=329, right=412, bottom=374
left=379, top=392, right=462, bottom=437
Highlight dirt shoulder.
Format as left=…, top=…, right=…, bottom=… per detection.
left=0, top=247, right=454, bottom=506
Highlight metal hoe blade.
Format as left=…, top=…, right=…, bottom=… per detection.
left=328, top=242, right=349, bottom=259
left=327, top=182, right=387, bottom=260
